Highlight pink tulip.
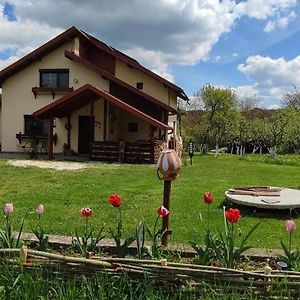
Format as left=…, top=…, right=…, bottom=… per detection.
left=36, top=204, right=45, bottom=215
left=3, top=203, right=13, bottom=215
left=285, top=220, right=296, bottom=233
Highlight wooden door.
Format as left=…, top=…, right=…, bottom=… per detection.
left=78, top=116, right=94, bottom=154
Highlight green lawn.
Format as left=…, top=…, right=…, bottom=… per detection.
left=1, top=154, right=300, bottom=250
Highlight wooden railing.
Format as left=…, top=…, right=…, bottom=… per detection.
left=90, top=141, right=154, bottom=164
left=124, top=142, right=154, bottom=164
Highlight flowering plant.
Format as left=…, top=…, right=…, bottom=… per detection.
left=73, top=207, right=105, bottom=256
left=31, top=204, right=48, bottom=251
left=279, top=220, right=299, bottom=269
left=145, top=205, right=169, bottom=259
left=0, top=203, right=32, bottom=248
left=214, top=207, right=261, bottom=268
left=190, top=192, right=220, bottom=265
left=108, top=194, right=135, bottom=258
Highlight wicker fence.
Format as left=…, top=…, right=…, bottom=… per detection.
left=1, top=247, right=300, bottom=298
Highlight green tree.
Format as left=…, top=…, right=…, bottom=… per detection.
left=264, top=109, right=291, bottom=158
left=200, top=84, right=238, bottom=155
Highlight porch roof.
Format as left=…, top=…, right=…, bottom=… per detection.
left=33, top=84, right=173, bottom=131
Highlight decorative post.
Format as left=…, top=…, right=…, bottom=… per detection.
left=157, top=149, right=181, bottom=246
left=188, top=139, right=194, bottom=165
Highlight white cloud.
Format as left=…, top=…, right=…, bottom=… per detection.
left=0, top=0, right=298, bottom=90
left=264, top=11, right=297, bottom=32
left=268, top=103, right=281, bottom=109
left=0, top=0, right=242, bottom=81
left=264, top=21, right=276, bottom=32
left=235, top=0, right=297, bottom=19
left=237, top=55, right=300, bottom=106
left=234, top=85, right=258, bottom=99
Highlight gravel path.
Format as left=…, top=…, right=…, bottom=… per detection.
left=7, top=159, right=87, bottom=170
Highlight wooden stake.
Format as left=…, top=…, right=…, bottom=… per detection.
left=161, top=180, right=172, bottom=246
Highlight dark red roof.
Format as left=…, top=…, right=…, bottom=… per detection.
left=0, top=26, right=80, bottom=85
left=33, top=84, right=172, bottom=131
left=0, top=26, right=189, bottom=101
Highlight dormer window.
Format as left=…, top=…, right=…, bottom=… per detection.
left=40, top=69, right=69, bottom=88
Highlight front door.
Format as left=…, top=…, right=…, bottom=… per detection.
left=78, top=116, right=94, bottom=154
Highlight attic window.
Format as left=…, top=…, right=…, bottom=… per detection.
left=136, top=82, right=143, bottom=90
left=40, top=69, right=69, bottom=88
left=128, top=122, right=138, bottom=132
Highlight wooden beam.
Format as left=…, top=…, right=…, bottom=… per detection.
left=47, top=117, right=54, bottom=160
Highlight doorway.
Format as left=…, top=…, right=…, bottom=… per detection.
left=78, top=116, right=94, bottom=154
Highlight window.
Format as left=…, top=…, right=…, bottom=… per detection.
left=24, top=115, right=48, bottom=135
left=136, top=82, right=143, bottom=90
left=128, top=122, right=138, bottom=132
left=40, top=69, right=69, bottom=88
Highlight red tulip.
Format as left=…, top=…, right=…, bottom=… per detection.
left=109, top=194, right=121, bottom=208
left=157, top=205, right=169, bottom=218
left=80, top=207, right=92, bottom=217
left=226, top=208, right=241, bottom=223
left=203, top=192, right=213, bottom=204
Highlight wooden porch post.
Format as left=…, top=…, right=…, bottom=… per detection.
left=103, top=100, right=107, bottom=141
left=47, top=117, right=54, bottom=160
left=67, top=115, right=71, bottom=147
left=164, top=111, right=168, bottom=142
left=90, top=99, right=95, bottom=149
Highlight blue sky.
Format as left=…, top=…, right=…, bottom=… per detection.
left=1, top=0, right=300, bottom=108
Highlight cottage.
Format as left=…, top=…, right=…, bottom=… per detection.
left=0, top=26, right=188, bottom=163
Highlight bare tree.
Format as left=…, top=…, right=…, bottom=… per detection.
left=282, top=86, right=300, bottom=111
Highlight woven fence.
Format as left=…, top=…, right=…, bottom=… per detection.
left=1, top=247, right=300, bottom=298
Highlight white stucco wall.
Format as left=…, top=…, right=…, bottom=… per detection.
left=115, top=60, right=177, bottom=109
left=1, top=42, right=108, bottom=152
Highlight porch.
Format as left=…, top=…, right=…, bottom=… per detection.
left=32, top=84, right=174, bottom=163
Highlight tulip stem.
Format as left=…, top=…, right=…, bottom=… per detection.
left=289, top=232, right=292, bottom=259
left=207, top=205, right=210, bottom=232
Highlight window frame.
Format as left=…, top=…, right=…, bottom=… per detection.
left=24, top=115, right=49, bottom=136
left=39, top=69, right=69, bottom=89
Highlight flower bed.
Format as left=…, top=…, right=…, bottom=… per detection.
left=1, top=193, right=300, bottom=298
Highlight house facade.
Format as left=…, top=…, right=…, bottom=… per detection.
left=0, top=26, right=188, bottom=163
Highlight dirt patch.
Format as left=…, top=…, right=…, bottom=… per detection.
left=7, top=159, right=87, bottom=171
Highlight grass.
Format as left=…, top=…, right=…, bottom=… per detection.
left=0, top=261, right=282, bottom=299
left=1, top=154, right=300, bottom=250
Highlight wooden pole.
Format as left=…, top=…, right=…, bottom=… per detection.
left=47, top=117, right=54, bottom=160
left=67, top=115, right=71, bottom=147
left=161, top=180, right=172, bottom=246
